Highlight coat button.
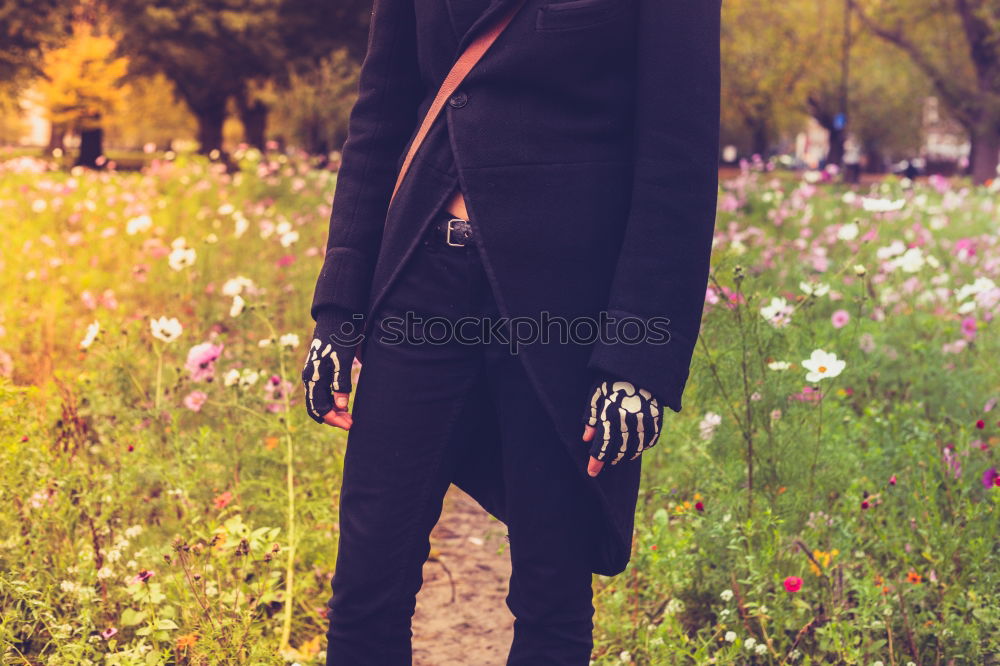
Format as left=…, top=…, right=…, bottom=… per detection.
left=448, top=91, right=468, bottom=108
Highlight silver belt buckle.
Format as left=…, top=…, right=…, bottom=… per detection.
left=446, top=217, right=469, bottom=247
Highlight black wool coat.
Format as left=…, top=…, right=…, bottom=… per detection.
left=310, top=0, right=722, bottom=576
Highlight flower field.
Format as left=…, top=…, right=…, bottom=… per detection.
left=1, top=149, right=998, bottom=664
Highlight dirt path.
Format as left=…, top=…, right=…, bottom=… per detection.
left=412, top=485, right=514, bottom=666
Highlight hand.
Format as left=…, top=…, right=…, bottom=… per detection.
left=301, top=307, right=360, bottom=430
left=581, top=378, right=661, bottom=477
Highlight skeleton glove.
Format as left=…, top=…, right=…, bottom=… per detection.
left=584, top=377, right=662, bottom=466
left=301, top=307, right=360, bottom=424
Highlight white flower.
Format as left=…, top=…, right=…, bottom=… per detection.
left=80, top=321, right=100, bottom=349
left=279, top=333, right=300, bottom=349
left=744, top=637, right=756, bottom=650
left=837, top=222, right=859, bottom=240
left=767, top=360, right=790, bottom=370
left=861, top=197, right=905, bottom=213
left=872, top=662, right=884, bottom=666
left=218, top=203, right=235, bottom=216
left=760, top=296, right=793, bottom=327
left=150, top=316, right=183, bottom=343
left=853, top=264, right=867, bottom=276
left=799, top=281, right=829, bottom=297
left=170, top=236, right=188, bottom=250
left=720, top=589, right=734, bottom=602
left=618, top=651, right=632, bottom=663
left=230, top=295, right=245, bottom=318
left=258, top=338, right=273, bottom=347
left=222, top=276, right=256, bottom=297
left=124, top=525, right=143, bottom=538
left=96, top=566, right=114, bottom=580
left=168, top=246, right=196, bottom=271
left=279, top=230, right=300, bottom=247
left=126, top=215, right=153, bottom=235
left=699, top=412, right=722, bottom=441
left=239, top=369, right=260, bottom=387
left=876, top=239, right=906, bottom=259
left=234, top=214, right=249, bottom=238
left=755, top=644, right=768, bottom=655
left=223, top=369, right=241, bottom=387
left=802, top=349, right=845, bottom=383
left=891, top=247, right=925, bottom=273
left=204, top=233, right=218, bottom=244
left=724, top=631, right=736, bottom=643
left=664, top=598, right=685, bottom=615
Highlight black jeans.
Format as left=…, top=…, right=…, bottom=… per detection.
left=325, top=206, right=599, bottom=665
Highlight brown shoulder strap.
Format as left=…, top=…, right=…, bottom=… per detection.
left=387, top=0, right=528, bottom=208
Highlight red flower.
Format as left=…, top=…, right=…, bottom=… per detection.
left=213, top=491, right=233, bottom=509
left=783, top=576, right=803, bottom=593
left=694, top=501, right=704, bottom=511
left=861, top=499, right=870, bottom=509
left=976, top=419, right=985, bottom=429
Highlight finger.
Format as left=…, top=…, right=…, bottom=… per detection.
left=582, top=424, right=596, bottom=442
left=333, top=391, right=350, bottom=410
left=323, top=410, right=352, bottom=430
left=587, top=456, right=604, bottom=477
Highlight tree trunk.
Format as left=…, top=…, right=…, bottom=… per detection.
left=194, top=98, right=228, bottom=156
left=47, top=123, right=66, bottom=153
left=750, top=120, right=769, bottom=159
left=968, top=123, right=999, bottom=185
left=236, top=94, right=269, bottom=150
left=826, top=126, right=845, bottom=167
left=75, top=126, right=104, bottom=168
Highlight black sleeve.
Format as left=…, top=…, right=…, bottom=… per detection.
left=586, top=0, right=722, bottom=413
left=310, top=0, right=424, bottom=321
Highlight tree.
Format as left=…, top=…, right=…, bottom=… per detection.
left=849, top=0, right=1000, bottom=183
left=36, top=21, right=128, bottom=167
left=0, top=0, right=72, bottom=83
left=106, top=0, right=370, bottom=155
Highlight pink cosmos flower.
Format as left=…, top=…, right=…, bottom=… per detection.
left=983, top=467, right=999, bottom=489
left=185, top=342, right=223, bottom=382
left=183, top=390, right=208, bottom=412
left=783, top=576, right=803, bottom=593
left=961, top=316, right=977, bottom=341
left=101, top=627, right=118, bottom=640
left=831, top=309, right=850, bottom=329
left=130, top=570, right=154, bottom=585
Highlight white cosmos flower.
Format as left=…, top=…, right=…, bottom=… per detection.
left=799, top=281, right=830, bottom=297
left=230, top=295, right=245, bottom=318
left=861, top=197, right=905, bottom=213
left=279, top=333, right=300, bottom=348
left=234, top=214, right=249, bottom=238
left=767, top=360, right=790, bottom=370
left=222, top=276, right=256, bottom=297
left=80, top=321, right=100, bottom=349
left=168, top=246, right=196, bottom=271
left=890, top=247, right=925, bottom=273
left=699, top=412, right=722, bottom=440
left=126, top=215, right=153, bottom=235
left=239, top=369, right=260, bottom=387
left=760, top=296, right=793, bottom=327
left=223, top=369, right=241, bottom=387
left=876, top=239, right=906, bottom=259
left=218, top=203, right=235, bottom=216
left=837, top=222, right=859, bottom=240
left=150, top=316, right=183, bottom=343
left=279, top=230, right=300, bottom=247
left=802, top=349, right=845, bottom=383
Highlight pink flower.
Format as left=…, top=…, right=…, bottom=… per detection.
left=888, top=474, right=897, bottom=486
left=961, top=317, right=977, bottom=341
left=185, top=342, right=223, bottom=382
left=831, top=309, right=850, bottom=329
left=783, top=576, right=803, bottom=593
left=130, top=570, right=154, bottom=585
left=983, top=467, right=999, bottom=489
left=183, top=390, right=208, bottom=412
left=213, top=490, right=233, bottom=509
left=101, top=627, right=118, bottom=640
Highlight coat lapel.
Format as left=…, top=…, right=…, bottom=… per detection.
left=451, top=0, right=525, bottom=57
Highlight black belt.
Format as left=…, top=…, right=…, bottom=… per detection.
left=423, top=211, right=475, bottom=248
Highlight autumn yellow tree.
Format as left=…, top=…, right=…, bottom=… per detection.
left=38, top=21, right=128, bottom=167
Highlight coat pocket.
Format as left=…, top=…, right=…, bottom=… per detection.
left=535, top=0, right=630, bottom=31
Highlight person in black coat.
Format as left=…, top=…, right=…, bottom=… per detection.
left=301, top=0, right=721, bottom=661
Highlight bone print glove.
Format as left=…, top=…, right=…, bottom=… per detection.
left=583, top=376, right=662, bottom=465
left=301, top=306, right=361, bottom=424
